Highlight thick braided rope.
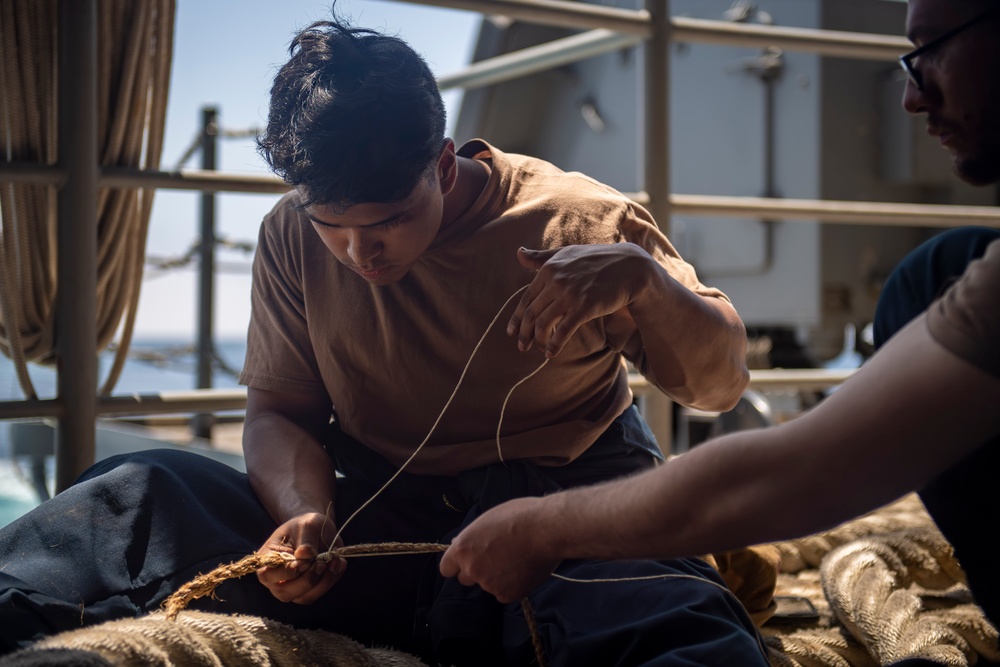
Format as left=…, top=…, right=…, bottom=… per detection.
left=12, top=610, right=426, bottom=667
left=821, top=527, right=1000, bottom=666
left=763, top=627, right=876, bottom=667
left=769, top=495, right=937, bottom=574
left=762, top=496, right=999, bottom=666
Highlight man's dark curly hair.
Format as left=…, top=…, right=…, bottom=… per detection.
left=257, top=14, right=446, bottom=210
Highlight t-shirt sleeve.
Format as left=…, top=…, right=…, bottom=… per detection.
left=926, top=238, right=1000, bottom=379
left=239, top=205, right=326, bottom=394
left=619, top=201, right=730, bottom=302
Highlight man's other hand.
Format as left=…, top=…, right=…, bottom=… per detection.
left=508, top=244, right=652, bottom=359
left=440, top=496, right=561, bottom=603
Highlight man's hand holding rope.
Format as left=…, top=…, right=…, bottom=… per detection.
left=440, top=496, right=561, bottom=604
left=257, top=512, right=348, bottom=604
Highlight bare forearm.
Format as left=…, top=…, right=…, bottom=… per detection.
left=244, top=413, right=338, bottom=525
left=534, top=433, right=797, bottom=563
left=534, top=316, right=1000, bottom=563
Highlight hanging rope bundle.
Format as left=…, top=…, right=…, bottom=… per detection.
left=0, top=0, right=174, bottom=398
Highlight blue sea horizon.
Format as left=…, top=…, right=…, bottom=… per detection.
left=0, top=338, right=249, bottom=527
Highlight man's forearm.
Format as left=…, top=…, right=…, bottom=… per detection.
left=629, top=264, right=749, bottom=411
left=243, top=412, right=339, bottom=526
left=527, top=316, right=1000, bottom=565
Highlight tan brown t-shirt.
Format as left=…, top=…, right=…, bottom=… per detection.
left=927, top=237, right=1000, bottom=379
left=240, top=140, right=730, bottom=475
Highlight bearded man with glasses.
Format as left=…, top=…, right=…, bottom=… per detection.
left=901, top=1, right=999, bottom=185
left=443, top=2, right=1000, bottom=655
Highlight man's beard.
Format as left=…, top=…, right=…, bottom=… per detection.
left=955, top=137, right=1000, bottom=186
left=954, top=94, right=1000, bottom=186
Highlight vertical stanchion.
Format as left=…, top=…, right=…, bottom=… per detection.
left=193, top=106, right=218, bottom=440
left=643, top=0, right=674, bottom=454
left=55, top=0, right=99, bottom=491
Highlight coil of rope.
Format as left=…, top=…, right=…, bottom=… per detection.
left=0, top=0, right=174, bottom=398
left=763, top=496, right=1000, bottom=666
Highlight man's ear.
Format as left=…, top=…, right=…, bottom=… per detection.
left=437, top=139, right=458, bottom=195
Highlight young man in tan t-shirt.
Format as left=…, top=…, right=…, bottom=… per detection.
left=236, top=12, right=770, bottom=667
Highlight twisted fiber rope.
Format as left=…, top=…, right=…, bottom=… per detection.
left=760, top=497, right=999, bottom=666
left=770, top=495, right=937, bottom=574
left=821, top=528, right=1000, bottom=666
left=10, top=610, right=427, bottom=666
left=163, top=543, right=449, bottom=620
left=763, top=627, right=876, bottom=667
left=0, top=0, right=173, bottom=396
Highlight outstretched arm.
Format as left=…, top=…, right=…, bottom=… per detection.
left=244, top=387, right=347, bottom=604
left=442, top=313, right=1000, bottom=603
left=508, top=244, right=748, bottom=411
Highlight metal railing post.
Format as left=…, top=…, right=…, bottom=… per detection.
left=642, top=0, right=674, bottom=454
left=54, top=0, right=99, bottom=491
left=193, top=106, right=218, bottom=439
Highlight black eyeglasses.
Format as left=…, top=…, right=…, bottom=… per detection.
left=899, top=7, right=997, bottom=90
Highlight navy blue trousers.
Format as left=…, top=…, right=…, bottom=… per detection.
left=0, top=406, right=767, bottom=666
left=873, top=226, right=1000, bottom=629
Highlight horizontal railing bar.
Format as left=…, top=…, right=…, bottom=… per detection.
left=438, top=28, right=643, bottom=91
left=629, top=368, right=855, bottom=393
left=0, top=163, right=290, bottom=193
left=0, top=389, right=249, bottom=420
left=0, top=162, right=66, bottom=186
left=100, top=167, right=290, bottom=193
left=390, top=0, right=907, bottom=61
left=2, top=370, right=856, bottom=422
left=670, top=194, right=1000, bottom=227
left=745, top=367, right=855, bottom=389
left=0, top=399, right=66, bottom=420
left=96, top=389, right=249, bottom=416
left=389, top=0, right=653, bottom=36
left=3, top=164, right=994, bottom=227
left=671, top=16, right=908, bottom=61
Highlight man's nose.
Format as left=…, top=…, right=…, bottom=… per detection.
left=347, top=230, right=381, bottom=266
left=902, top=75, right=928, bottom=116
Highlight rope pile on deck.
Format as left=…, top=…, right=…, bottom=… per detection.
left=763, top=494, right=1000, bottom=667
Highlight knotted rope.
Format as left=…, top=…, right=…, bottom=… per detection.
left=822, top=528, right=999, bottom=665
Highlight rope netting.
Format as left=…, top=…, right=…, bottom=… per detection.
left=0, top=0, right=174, bottom=398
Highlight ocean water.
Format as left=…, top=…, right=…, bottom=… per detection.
left=0, top=338, right=247, bottom=527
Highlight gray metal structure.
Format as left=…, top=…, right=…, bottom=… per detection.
left=452, top=0, right=997, bottom=360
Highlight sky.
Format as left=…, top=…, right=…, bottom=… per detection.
left=135, top=0, right=479, bottom=340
